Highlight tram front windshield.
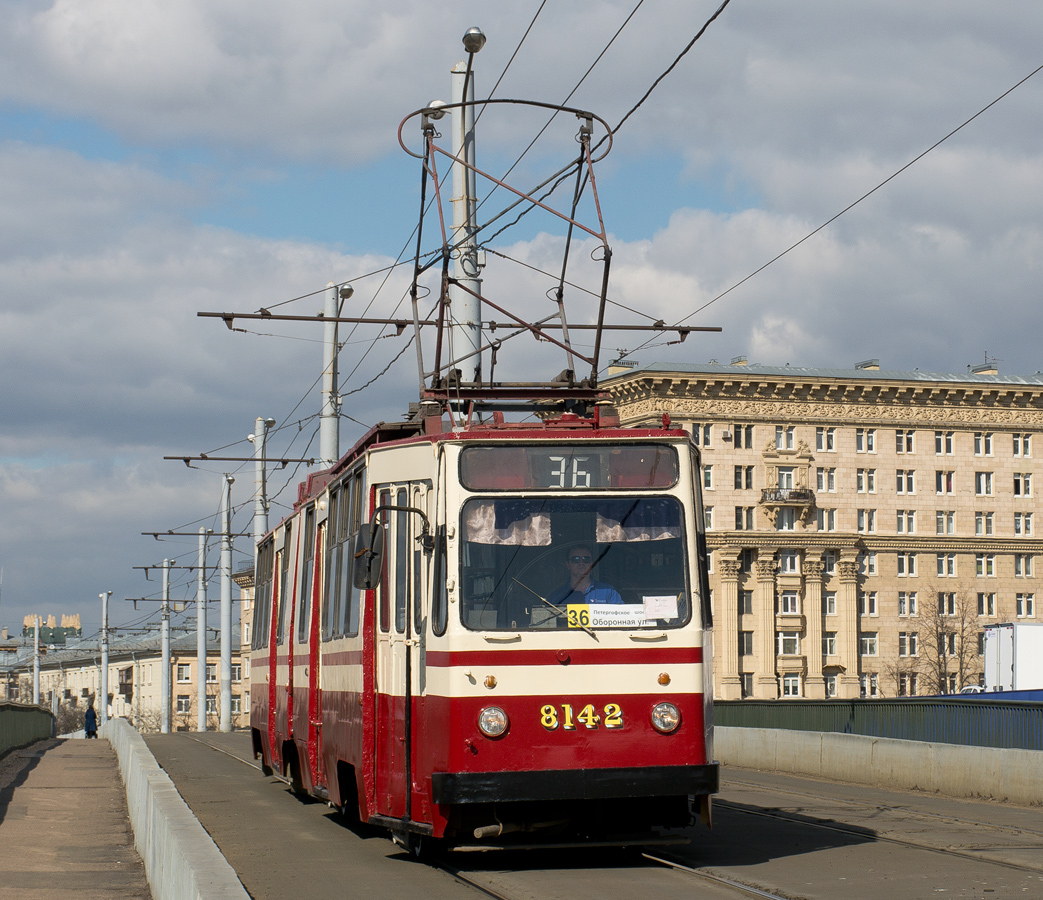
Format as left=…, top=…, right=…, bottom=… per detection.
left=459, top=497, right=690, bottom=631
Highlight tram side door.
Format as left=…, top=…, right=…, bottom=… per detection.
left=373, top=482, right=428, bottom=820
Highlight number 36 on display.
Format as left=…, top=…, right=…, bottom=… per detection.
left=540, top=703, right=623, bottom=730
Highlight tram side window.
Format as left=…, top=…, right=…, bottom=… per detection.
left=322, top=489, right=340, bottom=640
left=252, top=539, right=275, bottom=649
left=276, top=523, right=292, bottom=645
left=432, top=525, right=449, bottom=637
left=378, top=489, right=391, bottom=632
left=338, top=472, right=364, bottom=637
left=297, top=507, right=316, bottom=644
left=413, top=486, right=426, bottom=635
left=395, top=488, right=409, bottom=634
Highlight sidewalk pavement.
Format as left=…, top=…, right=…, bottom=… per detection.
left=0, top=737, right=151, bottom=900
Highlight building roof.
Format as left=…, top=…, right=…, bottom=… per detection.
left=610, top=361, right=1043, bottom=387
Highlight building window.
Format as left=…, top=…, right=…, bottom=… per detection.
left=936, top=553, right=956, bottom=577
left=816, top=426, right=835, bottom=451
left=898, top=591, right=918, bottom=616
left=231, top=664, right=242, bottom=682
left=816, top=508, right=836, bottom=532
left=936, top=470, right=955, bottom=494
left=778, top=549, right=799, bottom=573
left=740, top=590, right=754, bottom=615
left=176, top=664, right=191, bottom=683
left=858, top=551, right=877, bottom=576
left=823, top=632, right=837, bottom=656
left=940, top=632, right=957, bottom=657
left=707, top=550, right=714, bottom=574
left=206, top=664, right=217, bottom=683
left=777, top=467, right=794, bottom=490
left=1013, top=433, right=1031, bottom=457
left=1014, top=472, right=1032, bottom=497
left=740, top=673, right=754, bottom=698
left=857, top=509, right=876, bottom=533
left=977, top=592, right=996, bottom=617
left=898, top=632, right=919, bottom=657
left=1016, top=593, right=1035, bottom=617
left=780, top=673, right=801, bottom=697
left=1015, top=554, right=1034, bottom=577
left=823, top=551, right=837, bottom=575
left=974, top=432, right=993, bottom=456
left=825, top=674, right=838, bottom=697
left=775, top=425, right=795, bottom=450
left=856, top=428, right=876, bottom=453
left=974, top=511, right=994, bottom=536
left=856, top=468, right=876, bottom=493
left=935, top=431, right=954, bottom=455
left=735, top=506, right=754, bottom=530
left=777, top=507, right=796, bottom=531
left=938, top=592, right=956, bottom=616
left=816, top=467, right=836, bottom=492
left=231, top=695, right=242, bottom=714
left=823, top=590, right=837, bottom=616
left=704, top=506, right=714, bottom=530
left=176, top=695, right=191, bottom=713
left=896, top=469, right=915, bottom=494
left=936, top=510, right=955, bottom=535
left=703, top=465, right=713, bottom=489
left=896, top=430, right=914, bottom=453
left=975, top=553, right=995, bottom=576
left=692, top=424, right=711, bottom=447
left=777, top=631, right=801, bottom=656
left=859, top=633, right=878, bottom=656
left=206, top=696, right=217, bottom=714
left=858, top=591, right=878, bottom=616
left=734, top=465, right=754, bottom=489
left=740, top=631, right=754, bottom=655
left=896, top=510, right=915, bottom=534
left=739, top=548, right=755, bottom=574
left=975, top=472, right=993, bottom=495
left=896, top=552, right=916, bottom=576
left=1015, top=512, right=1033, bottom=536
left=732, top=424, right=754, bottom=448
left=780, top=591, right=800, bottom=614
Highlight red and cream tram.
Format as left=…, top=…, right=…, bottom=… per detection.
left=250, top=411, right=718, bottom=849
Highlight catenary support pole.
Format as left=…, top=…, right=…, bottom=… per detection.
left=319, top=283, right=340, bottom=468
left=449, top=36, right=484, bottom=383
left=99, top=593, right=111, bottom=723
left=252, top=417, right=274, bottom=552
left=197, top=528, right=209, bottom=732
left=161, top=560, right=171, bottom=733
left=33, top=616, right=40, bottom=706
left=220, top=474, right=234, bottom=732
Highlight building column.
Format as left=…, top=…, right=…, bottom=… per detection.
left=802, top=558, right=826, bottom=699
left=716, top=549, right=743, bottom=700
left=754, top=556, right=779, bottom=698
left=837, top=551, right=862, bottom=698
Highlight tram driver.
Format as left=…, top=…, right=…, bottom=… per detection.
left=547, top=544, right=622, bottom=606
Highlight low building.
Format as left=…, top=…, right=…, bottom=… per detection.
left=607, top=359, right=1043, bottom=700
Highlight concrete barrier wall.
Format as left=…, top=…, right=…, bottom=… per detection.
left=102, top=719, right=250, bottom=900
left=0, top=703, right=54, bottom=758
left=717, top=726, right=1043, bottom=807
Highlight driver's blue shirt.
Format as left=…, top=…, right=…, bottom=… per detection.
left=548, top=580, right=622, bottom=605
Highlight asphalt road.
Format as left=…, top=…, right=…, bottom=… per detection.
left=145, top=731, right=1043, bottom=900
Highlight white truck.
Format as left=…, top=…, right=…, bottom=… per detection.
left=982, top=622, right=1043, bottom=692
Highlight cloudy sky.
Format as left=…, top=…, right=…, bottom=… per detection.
left=2, top=0, right=1042, bottom=639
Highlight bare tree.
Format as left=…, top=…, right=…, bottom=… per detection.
left=917, top=587, right=982, bottom=694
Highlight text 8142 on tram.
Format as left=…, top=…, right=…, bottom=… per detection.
left=249, top=414, right=718, bottom=850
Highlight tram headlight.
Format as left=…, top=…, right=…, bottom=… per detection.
left=477, top=706, right=509, bottom=738
left=651, top=702, right=681, bottom=734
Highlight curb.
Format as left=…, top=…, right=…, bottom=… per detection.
left=101, top=719, right=251, bottom=900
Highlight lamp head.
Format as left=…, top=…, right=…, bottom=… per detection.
left=462, top=27, right=486, bottom=54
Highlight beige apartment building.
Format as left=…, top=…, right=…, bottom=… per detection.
left=607, top=359, right=1042, bottom=700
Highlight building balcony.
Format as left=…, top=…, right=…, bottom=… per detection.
left=760, top=487, right=816, bottom=505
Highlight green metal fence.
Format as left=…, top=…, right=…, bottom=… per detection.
left=0, top=702, right=55, bottom=757
left=715, top=699, right=1043, bottom=751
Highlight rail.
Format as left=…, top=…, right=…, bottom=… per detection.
left=715, top=698, right=1043, bottom=751
left=0, top=702, right=55, bottom=757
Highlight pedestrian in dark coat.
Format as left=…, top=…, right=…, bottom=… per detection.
left=84, top=704, right=98, bottom=739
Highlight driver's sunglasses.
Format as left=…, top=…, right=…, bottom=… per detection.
left=569, top=555, right=593, bottom=564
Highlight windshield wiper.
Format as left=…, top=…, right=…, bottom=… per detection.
left=511, top=578, right=599, bottom=641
